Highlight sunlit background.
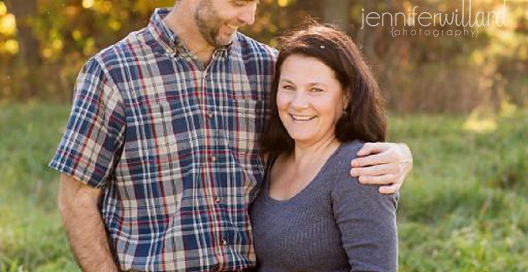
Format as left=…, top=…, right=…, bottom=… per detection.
left=0, top=0, right=527, bottom=271
left=1, top=0, right=526, bottom=114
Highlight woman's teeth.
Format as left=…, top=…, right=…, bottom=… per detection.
left=291, top=114, right=316, bottom=121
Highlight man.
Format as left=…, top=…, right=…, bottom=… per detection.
left=50, top=1, right=412, bottom=271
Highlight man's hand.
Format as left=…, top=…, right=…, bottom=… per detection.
left=350, top=142, right=412, bottom=194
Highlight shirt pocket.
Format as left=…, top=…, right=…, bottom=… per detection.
left=226, top=99, right=266, bottom=155
left=126, top=99, right=200, bottom=171
left=137, top=100, right=181, bottom=153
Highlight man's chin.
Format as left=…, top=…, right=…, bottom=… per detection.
left=214, top=34, right=235, bottom=47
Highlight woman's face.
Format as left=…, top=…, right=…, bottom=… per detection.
left=277, top=54, right=347, bottom=147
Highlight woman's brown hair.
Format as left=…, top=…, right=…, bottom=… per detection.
left=260, top=22, right=387, bottom=156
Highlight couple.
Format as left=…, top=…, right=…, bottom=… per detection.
left=50, top=1, right=409, bottom=271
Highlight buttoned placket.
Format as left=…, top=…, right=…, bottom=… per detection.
left=202, top=50, right=223, bottom=199
left=201, top=49, right=233, bottom=260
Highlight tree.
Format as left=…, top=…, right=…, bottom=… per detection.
left=322, top=0, right=351, bottom=32
left=4, top=0, right=41, bottom=66
left=4, top=0, right=41, bottom=97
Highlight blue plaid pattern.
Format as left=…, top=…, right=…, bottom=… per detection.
left=49, top=8, right=277, bottom=271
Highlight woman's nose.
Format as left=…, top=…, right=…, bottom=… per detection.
left=291, top=91, right=309, bottom=110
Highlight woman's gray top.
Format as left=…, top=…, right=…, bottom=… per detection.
left=250, top=141, right=398, bottom=272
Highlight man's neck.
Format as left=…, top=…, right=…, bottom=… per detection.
left=164, top=3, right=215, bottom=65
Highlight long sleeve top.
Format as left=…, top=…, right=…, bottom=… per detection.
left=250, top=141, right=398, bottom=272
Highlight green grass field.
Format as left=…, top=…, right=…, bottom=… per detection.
left=1, top=104, right=527, bottom=271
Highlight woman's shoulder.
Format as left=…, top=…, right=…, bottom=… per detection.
left=329, top=140, right=398, bottom=206
left=329, top=141, right=377, bottom=195
left=331, top=140, right=365, bottom=165
left=323, top=140, right=364, bottom=188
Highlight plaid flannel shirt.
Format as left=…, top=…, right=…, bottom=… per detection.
left=49, top=8, right=276, bottom=271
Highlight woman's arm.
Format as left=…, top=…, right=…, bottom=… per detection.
left=332, top=164, right=398, bottom=272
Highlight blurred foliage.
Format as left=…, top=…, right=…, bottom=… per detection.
left=0, top=2, right=17, bottom=54
left=348, top=0, right=528, bottom=113
left=0, top=0, right=527, bottom=113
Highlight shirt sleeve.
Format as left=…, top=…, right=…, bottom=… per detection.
left=331, top=145, right=399, bottom=272
left=49, top=57, right=126, bottom=188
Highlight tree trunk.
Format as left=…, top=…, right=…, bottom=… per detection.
left=281, top=0, right=322, bottom=28
left=354, top=0, right=379, bottom=62
left=296, top=0, right=323, bottom=18
left=5, top=0, right=40, bottom=66
left=322, top=0, right=352, bottom=33
left=5, top=0, right=41, bottom=98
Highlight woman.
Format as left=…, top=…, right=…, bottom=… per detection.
left=250, top=23, right=398, bottom=272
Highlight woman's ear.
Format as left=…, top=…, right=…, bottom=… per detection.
left=342, top=94, right=350, bottom=111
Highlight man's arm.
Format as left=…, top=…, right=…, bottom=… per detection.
left=350, top=142, right=413, bottom=194
left=58, top=174, right=119, bottom=272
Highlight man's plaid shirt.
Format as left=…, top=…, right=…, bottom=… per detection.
left=50, top=8, right=276, bottom=271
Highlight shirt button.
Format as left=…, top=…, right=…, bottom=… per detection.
left=215, top=197, right=222, bottom=203
left=207, top=111, right=214, bottom=119
left=210, top=155, right=217, bottom=162
left=221, top=239, right=228, bottom=246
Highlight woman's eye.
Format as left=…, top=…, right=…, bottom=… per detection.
left=230, top=1, right=247, bottom=7
left=281, top=85, right=294, bottom=91
left=231, top=0, right=259, bottom=7
left=311, top=88, right=324, bottom=93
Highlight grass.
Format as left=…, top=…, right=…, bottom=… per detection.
left=0, top=104, right=79, bottom=271
left=389, top=113, right=528, bottom=271
left=0, top=103, right=527, bottom=271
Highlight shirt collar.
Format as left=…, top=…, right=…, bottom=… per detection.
left=147, top=8, right=237, bottom=59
